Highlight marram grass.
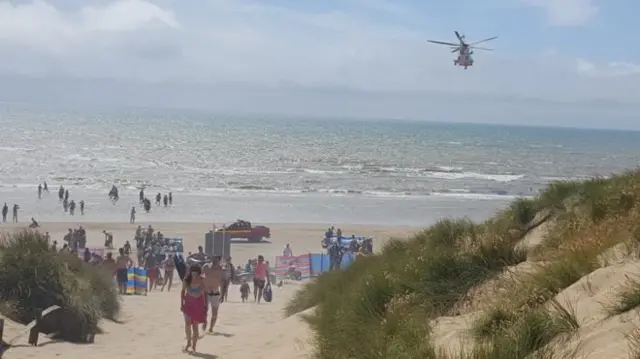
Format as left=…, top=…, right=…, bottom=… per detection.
left=287, top=169, right=640, bottom=358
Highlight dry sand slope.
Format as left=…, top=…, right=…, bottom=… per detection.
left=1, top=222, right=416, bottom=359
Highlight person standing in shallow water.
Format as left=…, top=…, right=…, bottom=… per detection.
left=163, top=194, right=168, bottom=207
left=2, top=203, right=7, bottom=222
left=12, top=204, right=19, bottom=223
left=80, top=200, right=85, bottom=215
left=37, top=184, right=42, bottom=199
left=130, top=206, right=136, bottom=224
left=169, top=192, right=173, bottom=205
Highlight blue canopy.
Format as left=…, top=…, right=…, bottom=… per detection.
left=165, top=237, right=184, bottom=253
left=324, top=236, right=370, bottom=249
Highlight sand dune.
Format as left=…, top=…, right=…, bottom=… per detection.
left=1, top=221, right=415, bottom=359
left=431, top=218, right=640, bottom=359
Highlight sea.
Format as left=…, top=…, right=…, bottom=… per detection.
left=0, top=106, right=638, bottom=227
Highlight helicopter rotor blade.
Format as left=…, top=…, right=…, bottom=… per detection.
left=454, top=31, right=463, bottom=42
left=428, top=40, right=460, bottom=47
left=470, top=36, right=498, bottom=46
left=471, top=46, right=493, bottom=51
left=451, top=47, right=460, bottom=53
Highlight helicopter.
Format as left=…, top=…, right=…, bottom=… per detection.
left=428, top=31, right=498, bottom=69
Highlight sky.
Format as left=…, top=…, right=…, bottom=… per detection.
left=0, top=0, right=637, bottom=128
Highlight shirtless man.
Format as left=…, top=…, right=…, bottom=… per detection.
left=116, top=248, right=133, bottom=294
left=202, top=256, right=224, bottom=333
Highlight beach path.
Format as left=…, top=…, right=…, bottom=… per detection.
left=1, top=222, right=416, bottom=359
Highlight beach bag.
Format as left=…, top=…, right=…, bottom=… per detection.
left=262, top=283, right=273, bottom=303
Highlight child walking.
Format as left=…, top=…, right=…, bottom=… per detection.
left=240, top=279, right=250, bottom=302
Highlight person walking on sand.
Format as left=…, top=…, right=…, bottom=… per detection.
left=144, top=249, right=159, bottom=292
left=130, top=206, right=136, bottom=224
left=161, top=253, right=176, bottom=292
left=1, top=203, right=7, bottom=223
left=253, top=255, right=270, bottom=303
left=221, top=257, right=235, bottom=303
left=116, top=248, right=133, bottom=294
left=202, top=257, right=223, bottom=333
left=12, top=204, right=19, bottom=223
left=181, top=265, right=206, bottom=353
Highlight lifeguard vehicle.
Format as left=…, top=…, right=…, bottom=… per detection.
left=428, top=31, right=497, bottom=69
left=215, top=219, right=271, bottom=243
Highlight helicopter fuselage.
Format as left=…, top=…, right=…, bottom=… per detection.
left=454, top=45, right=473, bottom=69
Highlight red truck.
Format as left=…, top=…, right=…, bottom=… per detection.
left=215, top=220, right=271, bottom=243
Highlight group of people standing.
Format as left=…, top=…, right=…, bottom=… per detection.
left=129, top=188, right=174, bottom=223
left=52, top=184, right=85, bottom=216
left=1, top=203, right=19, bottom=223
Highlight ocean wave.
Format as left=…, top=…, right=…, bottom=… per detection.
left=192, top=186, right=518, bottom=200
left=423, top=171, right=524, bottom=183
left=57, top=152, right=523, bottom=184
left=334, top=164, right=521, bottom=182
left=0, top=179, right=524, bottom=201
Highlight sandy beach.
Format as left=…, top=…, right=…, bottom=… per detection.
left=0, top=221, right=417, bottom=359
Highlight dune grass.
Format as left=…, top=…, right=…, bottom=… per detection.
left=0, top=230, right=120, bottom=342
left=607, top=275, right=640, bottom=316
left=627, top=327, right=640, bottom=359
left=470, top=298, right=579, bottom=359
left=287, top=169, right=640, bottom=359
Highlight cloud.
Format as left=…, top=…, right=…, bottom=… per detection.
left=0, top=0, right=636, bottom=126
left=576, top=59, right=640, bottom=77
left=520, top=0, right=598, bottom=26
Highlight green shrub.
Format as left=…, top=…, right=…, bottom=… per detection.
left=0, top=230, right=120, bottom=342
left=509, top=198, right=538, bottom=229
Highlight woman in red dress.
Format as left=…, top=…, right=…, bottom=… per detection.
left=180, top=264, right=207, bottom=352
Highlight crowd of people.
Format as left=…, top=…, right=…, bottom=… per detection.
left=322, top=226, right=374, bottom=270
